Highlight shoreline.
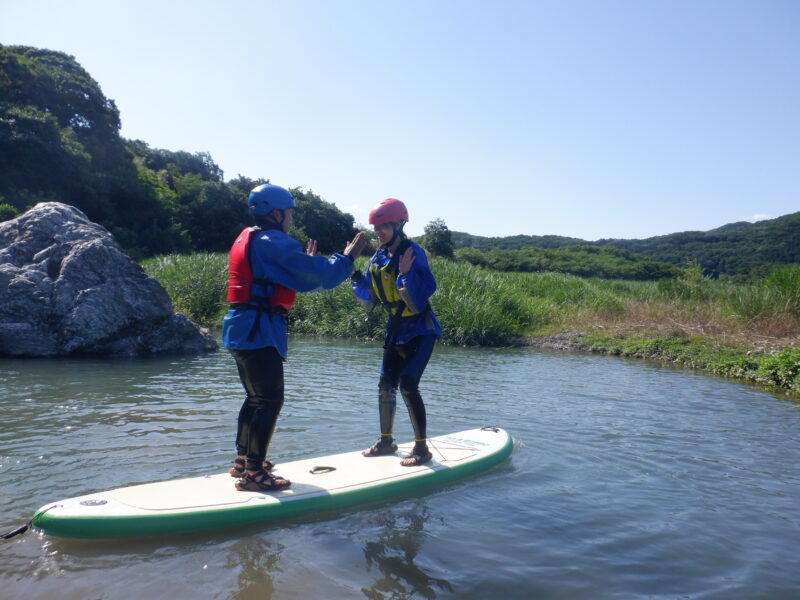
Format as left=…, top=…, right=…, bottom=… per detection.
left=140, top=252, right=799, bottom=399
left=524, top=329, right=799, bottom=398
left=285, top=328, right=798, bottom=399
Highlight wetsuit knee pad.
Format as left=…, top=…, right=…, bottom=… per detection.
left=398, top=375, right=420, bottom=397
left=243, top=391, right=284, bottom=410
left=398, top=375, right=426, bottom=440
left=379, top=389, right=397, bottom=410
left=377, top=375, right=397, bottom=435
left=378, top=375, right=396, bottom=394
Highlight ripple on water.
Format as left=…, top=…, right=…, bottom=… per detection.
left=1, top=339, right=800, bottom=599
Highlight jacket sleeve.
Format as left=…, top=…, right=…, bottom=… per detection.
left=253, top=232, right=354, bottom=292
left=396, top=244, right=436, bottom=314
left=351, top=265, right=377, bottom=309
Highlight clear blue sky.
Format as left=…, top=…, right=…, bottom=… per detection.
left=2, top=1, right=798, bottom=240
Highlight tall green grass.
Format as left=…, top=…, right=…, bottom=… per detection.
left=290, top=259, right=385, bottom=339
left=143, top=253, right=800, bottom=340
left=427, top=260, right=534, bottom=345
left=143, top=253, right=799, bottom=393
left=652, top=264, right=800, bottom=334
left=729, top=265, right=800, bottom=321
left=142, top=253, right=228, bottom=326
left=579, top=335, right=800, bottom=395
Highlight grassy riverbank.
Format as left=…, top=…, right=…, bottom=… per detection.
left=142, top=253, right=800, bottom=395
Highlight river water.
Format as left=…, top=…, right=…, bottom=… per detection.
left=1, top=337, right=799, bottom=599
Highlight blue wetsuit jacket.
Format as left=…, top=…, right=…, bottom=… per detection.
left=222, top=229, right=354, bottom=357
left=351, top=242, right=442, bottom=345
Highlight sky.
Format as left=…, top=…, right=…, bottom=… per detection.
left=2, top=1, right=798, bottom=240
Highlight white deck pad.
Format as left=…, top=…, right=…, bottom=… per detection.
left=32, top=427, right=512, bottom=539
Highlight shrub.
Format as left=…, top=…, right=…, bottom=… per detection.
left=141, top=253, right=228, bottom=326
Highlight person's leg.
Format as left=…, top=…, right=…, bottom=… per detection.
left=230, top=347, right=286, bottom=474
left=232, top=350, right=257, bottom=462
left=363, top=345, right=402, bottom=456
left=397, top=336, right=436, bottom=465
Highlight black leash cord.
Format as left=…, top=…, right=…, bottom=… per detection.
left=2, top=505, right=57, bottom=540
left=1, top=522, right=30, bottom=540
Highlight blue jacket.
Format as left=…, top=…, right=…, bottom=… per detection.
left=222, top=228, right=353, bottom=357
left=352, top=241, right=442, bottom=345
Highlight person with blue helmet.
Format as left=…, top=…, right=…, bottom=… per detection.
left=224, top=183, right=366, bottom=492
left=351, top=198, right=442, bottom=466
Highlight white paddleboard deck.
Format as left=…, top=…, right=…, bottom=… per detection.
left=33, top=427, right=512, bottom=539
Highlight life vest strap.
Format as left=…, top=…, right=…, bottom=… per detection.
left=228, top=302, right=289, bottom=316
left=227, top=227, right=297, bottom=342
left=370, top=239, right=412, bottom=314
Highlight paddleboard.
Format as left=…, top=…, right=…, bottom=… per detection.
left=32, top=426, right=512, bottom=539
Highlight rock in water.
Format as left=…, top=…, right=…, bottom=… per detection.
left=0, top=202, right=217, bottom=357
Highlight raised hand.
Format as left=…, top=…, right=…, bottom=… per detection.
left=306, top=239, right=320, bottom=256
left=398, top=247, right=416, bottom=275
left=343, top=231, right=367, bottom=259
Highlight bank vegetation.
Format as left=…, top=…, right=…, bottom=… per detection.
left=143, top=254, right=800, bottom=396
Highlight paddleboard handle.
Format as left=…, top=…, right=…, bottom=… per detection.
left=309, top=465, right=336, bottom=474
left=481, top=426, right=500, bottom=432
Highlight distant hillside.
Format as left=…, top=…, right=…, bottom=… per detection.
left=451, top=232, right=585, bottom=251
left=453, top=212, right=800, bottom=276
left=454, top=244, right=680, bottom=280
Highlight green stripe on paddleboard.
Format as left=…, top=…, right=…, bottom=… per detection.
left=32, top=432, right=513, bottom=539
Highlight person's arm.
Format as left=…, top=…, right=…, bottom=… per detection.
left=350, top=257, right=378, bottom=309
left=396, top=245, right=436, bottom=314
left=253, top=232, right=355, bottom=292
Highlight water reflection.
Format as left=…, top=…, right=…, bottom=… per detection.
left=224, top=538, right=282, bottom=600
left=2, top=339, right=800, bottom=599
left=361, top=503, right=453, bottom=600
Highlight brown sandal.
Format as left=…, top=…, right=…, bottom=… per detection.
left=235, top=470, right=291, bottom=492
left=400, top=450, right=432, bottom=467
left=362, top=438, right=398, bottom=457
left=229, top=457, right=275, bottom=477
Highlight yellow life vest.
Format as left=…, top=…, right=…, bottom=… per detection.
left=368, top=241, right=416, bottom=318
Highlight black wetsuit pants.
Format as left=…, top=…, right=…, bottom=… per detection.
left=378, top=335, right=436, bottom=443
left=230, top=346, right=284, bottom=472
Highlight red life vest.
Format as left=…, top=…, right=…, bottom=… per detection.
left=227, top=227, right=296, bottom=310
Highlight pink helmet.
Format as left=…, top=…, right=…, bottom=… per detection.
left=368, top=198, right=408, bottom=225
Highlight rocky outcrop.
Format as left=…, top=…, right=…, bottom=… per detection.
left=0, top=202, right=217, bottom=357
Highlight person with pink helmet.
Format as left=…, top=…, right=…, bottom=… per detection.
left=351, top=198, right=442, bottom=466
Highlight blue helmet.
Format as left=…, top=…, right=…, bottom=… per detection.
left=248, top=184, right=296, bottom=216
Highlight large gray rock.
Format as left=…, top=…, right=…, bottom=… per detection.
left=0, top=202, right=217, bottom=357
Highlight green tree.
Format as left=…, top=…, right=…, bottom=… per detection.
left=1, top=44, right=365, bottom=259
left=421, top=218, right=454, bottom=258
left=127, top=139, right=224, bottom=182
left=290, top=188, right=357, bottom=254
left=226, top=175, right=268, bottom=199
left=0, top=45, right=184, bottom=255
left=0, top=202, right=18, bottom=221
left=181, top=180, right=247, bottom=252
left=126, top=141, right=248, bottom=253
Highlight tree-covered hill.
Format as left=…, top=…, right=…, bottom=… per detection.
left=0, top=44, right=357, bottom=257
left=455, top=244, right=680, bottom=280
left=594, top=212, right=800, bottom=277
left=453, top=211, right=800, bottom=277
left=0, top=44, right=181, bottom=255
left=451, top=231, right=586, bottom=251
